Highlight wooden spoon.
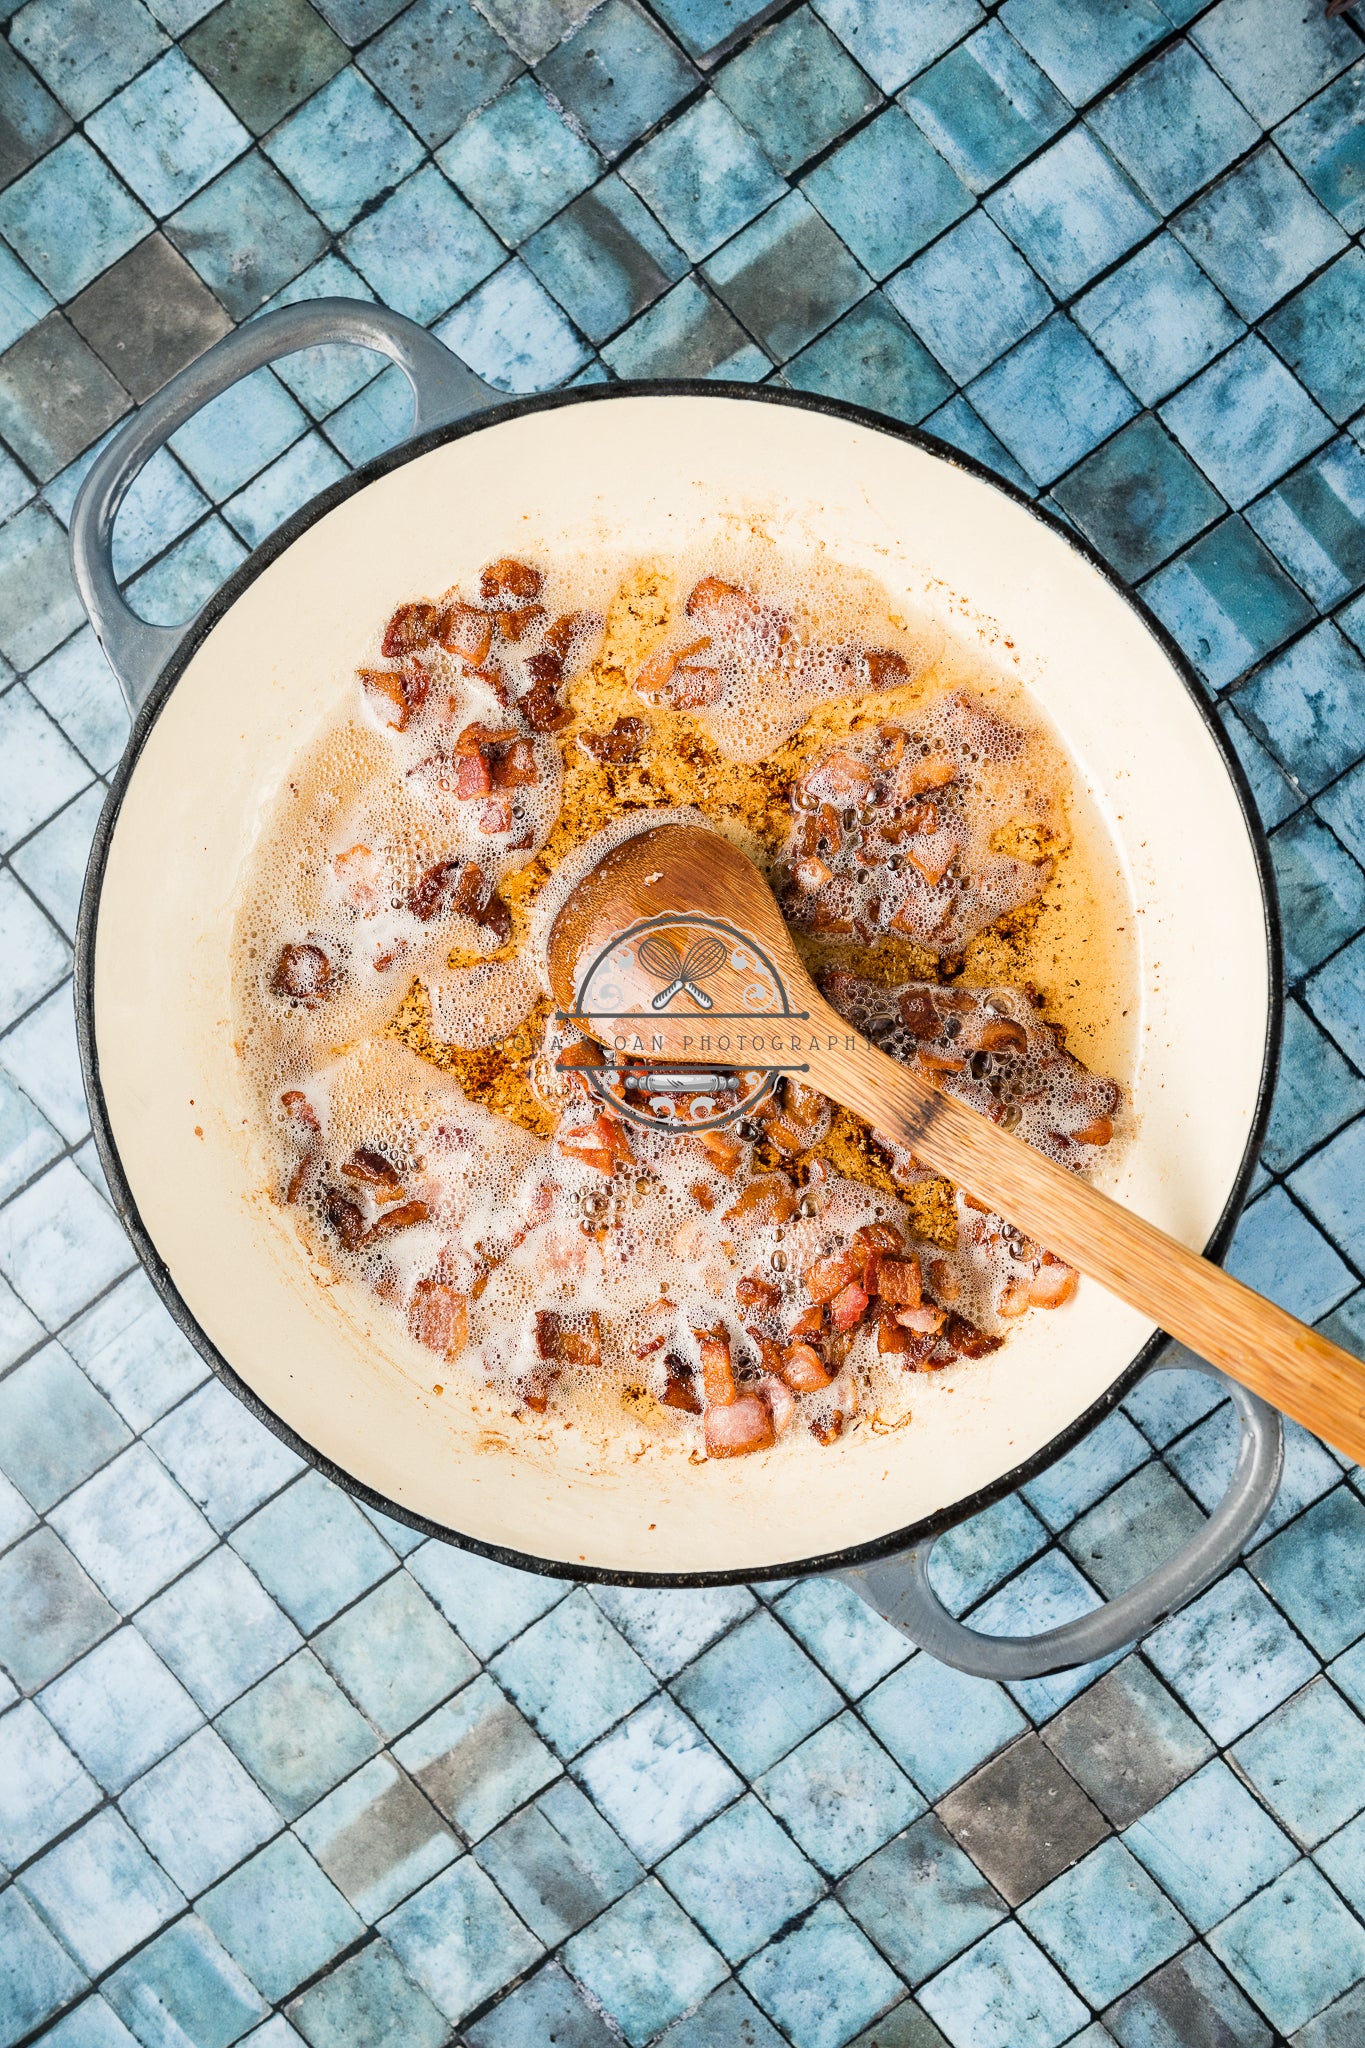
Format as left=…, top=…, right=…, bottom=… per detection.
left=547, top=820, right=1365, bottom=1462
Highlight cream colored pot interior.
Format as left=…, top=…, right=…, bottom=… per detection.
left=93, top=396, right=1269, bottom=1576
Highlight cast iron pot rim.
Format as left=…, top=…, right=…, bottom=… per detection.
left=74, top=377, right=1284, bottom=1588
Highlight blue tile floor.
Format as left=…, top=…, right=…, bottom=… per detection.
left=2, top=0, right=1365, bottom=2041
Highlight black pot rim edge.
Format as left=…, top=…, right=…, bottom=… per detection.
left=73, top=376, right=1284, bottom=1590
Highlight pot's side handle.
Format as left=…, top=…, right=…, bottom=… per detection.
left=836, top=1364, right=1283, bottom=1680
left=70, top=296, right=498, bottom=717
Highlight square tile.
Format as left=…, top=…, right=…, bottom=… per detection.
left=147, top=1377, right=303, bottom=1532
left=1123, top=1356, right=1254, bottom=1448
left=1278, top=57, right=1365, bottom=236
left=315, top=359, right=411, bottom=465
left=86, top=48, right=248, bottom=217
left=380, top=1857, right=543, bottom=2023
left=1236, top=624, right=1365, bottom=797
left=657, top=1981, right=788, bottom=2048
left=466, top=1967, right=621, bottom=2048
left=0, top=39, right=71, bottom=195
left=1308, top=931, right=1365, bottom=1071
left=0, top=874, right=72, bottom=1035
left=240, top=246, right=376, bottom=421
left=264, top=67, right=422, bottom=233
left=811, top=0, right=983, bottom=97
left=315, top=1572, right=476, bottom=1740
left=25, top=628, right=130, bottom=776
left=659, top=1794, right=823, bottom=1963
left=713, top=7, right=878, bottom=176
left=340, top=165, right=501, bottom=327
left=740, top=1897, right=901, bottom=2048
left=620, top=93, right=784, bottom=263
left=1145, top=1567, right=1320, bottom=1744
left=53, top=1270, right=202, bottom=1437
left=1191, top=0, right=1358, bottom=129
left=1271, top=812, right=1365, bottom=979
left=803, top=106, right=971, bottom=280
left=1265, top=250, right=1365, bottom=427
left=199, top=1834, right=364, bottom=2003
left=138, top=1545, right=302, bottom=1716
left=182, top=0, right=347, bottom=134
left=937, top=1734, right=1109, bottom=1907
left=0, top=1343, right=129, bottom=1513
left=0, top=1529, right=115, bottom=1693
left=1233, top=1676, right=1365, bottom=1849
left=861, top=1652, right=1027, bottom=1801
left=23, top=1808, right=183, bottom=1974
left=107, top=1926, right=266, bottom=2048
left=1174, top=144, right=1348, bottom=324
left=0, top=686, right=88, bottom=857
left=1293, top=1117, right=1365, bottom=1269
left=1019, top=1838, right=1189, bottom=2008
left=0, top=991, right=86, bottom=1160
left=67, top=233, right=229, bottom=402
left=9, top=789, right=108, bottom=943
left=703, top=187, right=866, bottom=360
left=918, top=1922, right=1087, bottom=2048
left=968, top=314, right=1137, bottom=488
left=1220, top=699, right=1302, bottom=833
left=1209, top=1859, right=1365, bottom=2038
left=0, top=239, right=52, bottom=359
left=1142, top=514, right=1314, bottom=692
left=120, top=1725, right=280, bottom=1896
left=309, top=0, right=408, bottom=41
left=998, top=0, right=1169, bottom=107
left=774, top=1576, right=912, bottom=1697
left=1043, top=1656, right=1213, bottom=1829
left=784, top=292, right=951, bottom=424
left=574, top=1693, right=741, bottom=1863
left=9, top=0, right=168, bottom=122
left=39, top=1625, right=200, bottom=1792
left=649, top=0, right=779, bottom=64
left=1062, top=1461, right=1205, bottom=1600
left=49, top=1442, right=214, bottom=1611
left=1105, top=1946, right=1275, bottom=2048
left=0, top=313, right=128, bottom=483
left=0, top=1885, right=87, bottom=2046
left=887, top=211, right=1050, bottom=387
left=166, top=151, right=328, bottom=321
left=1074, top=234, right=1243, bottom=410
left=435, top=258, right=590, bottom=390
left=537, top=0, right=696, bottom=160
left=294, top=1755, right=457, bottom=1921
left=1088, top=40, right=1260, bottom=214
left=1251, top=436, right=1365, bottom=611
left=1225, top=1184, right=1355, bottom=1322
left=563, top=1880, right=726, bottom=2047
left=475, top=1777, right=642, bottom=1945
left=392, top=1673, right=559, bottom=1842
left=289, top=1939, right=448, bottom=2048
left=1264, top=998, right=1365, bottom=1173
left=0, top=505, right=88, bottom=669
left=986, top=126, right=1155, bottom=300
left=521, top=172, right=686, bottom=344
left=439, top=77, right=600, bottom=242
left=0, top=131, right=150, bottom=303
left=1052, top=413, right=1223, bottom=583
left=0, top=1273, right=43, bottom=1374
left=757, top=1710, right=924, bottom=1879
left=968, top=1552, right=1120, bottom=1720
left=405, top=1541, right=568, bottom=1658
left=1124, top=1756, right=1296, bottom=1929
left=217, top=1649, right=379, bottom=1820
left=0, top=1700, right=99, bottom=1868
left=491, top=1588, right=653, bottom=1758
left=1169, top=1403, right=1340, bottom=1541
left=900, top=21, right=1068, bottom=196
left=840, top=1812, right=1006, bottom=1985
left=231, top=1471, right=394, bottom=1633
left=357, top=0, right=521, bottom=150
left=1161, top=335, right=1334, bottom=509
left=33, top=1997, right=142, bottom=2048
left=673, top=1609, right=841, bottom=1778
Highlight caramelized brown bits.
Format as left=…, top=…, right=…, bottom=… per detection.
left=280, top=1090, right=319, bottom=1131
left=536, top=1309, right=603, bottom=1367
left=324, top=1191, right=367, bottom=1251
left=272, top=942, right=333, bottom=1006
left=864, top=649, right=910, bottom=690
left=809, top=1410, right=844, bottom=1446
left=409, top=1281, right=468, bottom=1356
left=341, top=1147, right=403, bottom=1194
left=409, top=859, right=484, bottom=922
left=578, top=717, right=649, bottom=765
left=498, top=604, right=544, bottom=642
left=480, top=558, right=542, bottom=605
left=519, top=677, right=571, bottom=732
left=661, top=1353, right=702, bottom=1412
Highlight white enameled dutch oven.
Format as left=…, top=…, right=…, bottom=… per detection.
left=72, top=302, right=1284, bottom=1678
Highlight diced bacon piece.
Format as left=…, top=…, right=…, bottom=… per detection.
left=272, top=942, right=333, bottom=1005
left=671, top=666, right=723, bottom=709
left=898, top=991, right=941, bottom=1038
left=454, top=751, right=494, bottom=798
left=782, top=1341, right=833, bottom=1392
left=634, top=637, right=711, bottom=699
left=878, top=1257, right=922, bottom=1308
left=696, top=1129, right=743, bottom=1175
left=409, top=859, right=486, bottom=922
left=736, top=1270, right=781, bottom=1310
left=895, top=1305, right=946, bottom=1334
left=917, top=1048, right=968, bottom=1078
left=794, top=855, right=833, bottom=893
left=342, top=1147, right=403, bottom=1195
left=520, top=677, right=571, bottom=731
left=705, top=1393, right=774, bottom=1457
left=578, top=717, right=649, bottom=764
left=685, top=575, right=761, bottom=620
left=928, top=1257, right=960, bottom=1304
left=809, top=1410, right=844, bottom=1445
left=977, top=1017, right=1028, bottom=1054
left=543, top=611, right=598, bottom=661
left=367, top=1199, right=429, bottom=1238
left=864, top=649, right=910, bottom=690
left=807, top=749, right=872, bottom=801
left=853, top=1221, right=904, bottom=1253
left=476, top=889, right=512, bottom=943
left=451, top=720, right=518, bottom=755
left=492, top=738, right=539, bottom=787
left=722, top=1175, right=799, bottom=1227
left=803, top=1252, right=858, bottom=1304
left=479, top=796, right=513, bottom=834
left=997, top=1276, right=1032, bottom=1317
left=789, top=1304, right=824, bottom=1339
left=536, top=1309, right=603, bottom=1367
left=877, top=1312, right=934, bottom=1360
left=940, top=1314, right=1003, bottom=1360
left=373, top=938, right=410, bottom=972
left=661, top=1353, right=702, bottom=1412
left=890, top=750, right=958, bottom=801
left=690, top=1182, right=716, bottom=1211
left=1030, top=1256, right=1078, bottom=1308
left=286, top=1151, right=318, bottom=1205
left=280, top=1089, right=319, bottom=1132
left=524, top=650, right=564, bottom=687
left=829, top=1281, right=870, bottom=1331
left=334, top=843, right=381, bottom=909
left=518, top=1371, right=552, bottom=1412
left=409, top=1280, right=468, bottom=1356
left=558, top=1112, right=634, bottom=1175
left=438, top=602, right=494, bottom=665
left=497, top=604, right=544, bottom=641
left=382, top=602, right=442, bottom=658
left=480, top=558, right=542, bottom=605
left=1071, top=1114, right=1114, bottom=1147
left=694, top=1326, right=737, bottom=1407
left=359, top=667, right=414, bottom=729
left=903, top=826, right=960, bottom=888
left=325, top=1190, right=367, bottom=1250
left=758, top=1374, right=797, bottom=1436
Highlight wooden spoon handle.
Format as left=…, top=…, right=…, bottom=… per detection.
left=802, top=996, right=1365, bottom=1464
